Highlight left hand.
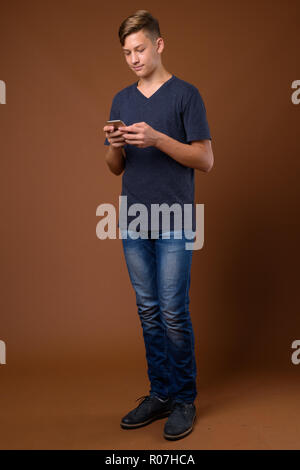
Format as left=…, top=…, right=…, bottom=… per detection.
left=118, top=122, right=159, bottom=148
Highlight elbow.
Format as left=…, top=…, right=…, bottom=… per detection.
left=204, top=150, right=214, bottom=173
left=194, top=141, right=214, bottom=173
left=105, top=160, right=124, bottom=176
left=105, top=153, right=125, bottom=176
left=114, top=167, right=125, bottom=176
left=196, top=152, right=214, bottom=173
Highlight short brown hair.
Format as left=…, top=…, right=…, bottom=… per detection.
left=119, top=10, right=161, bottom=47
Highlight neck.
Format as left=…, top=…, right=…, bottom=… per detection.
left=137, top=66, right=172, bottom=88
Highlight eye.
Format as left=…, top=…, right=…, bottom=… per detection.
left=124, top=48, right=145, bottom=55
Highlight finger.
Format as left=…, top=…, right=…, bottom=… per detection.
left=122, top=133, right=142, bottom=140
left=125, top=139, right=143, bottom=145
left=110, top=136, right=126, bottom=142
left=119, top=125, right=137, bottom=132
left=132, top=122, right=145, bottom=127
left=109, top=130, right=124, bottom=137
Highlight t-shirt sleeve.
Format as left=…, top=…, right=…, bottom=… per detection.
left=182, top=87, right=212, bottom=143
left=104, top=93, right=120, bottom=145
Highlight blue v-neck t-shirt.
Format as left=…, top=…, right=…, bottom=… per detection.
left=104, top=74, right=212, bottom=234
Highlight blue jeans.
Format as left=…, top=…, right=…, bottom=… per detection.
left=121, top=229, right=197, bottom=403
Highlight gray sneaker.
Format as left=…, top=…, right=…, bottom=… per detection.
left=120, top=394, right=173, bottom=429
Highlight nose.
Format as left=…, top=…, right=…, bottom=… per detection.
left=131, top=53, right=139, bottom=65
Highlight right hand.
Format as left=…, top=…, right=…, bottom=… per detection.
left=103, top=125, right=126, bottom=148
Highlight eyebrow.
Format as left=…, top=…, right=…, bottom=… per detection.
left=122, top=43, right=144, bottom=52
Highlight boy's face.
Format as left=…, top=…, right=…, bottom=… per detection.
left=122, top=29, right=163, bottom=78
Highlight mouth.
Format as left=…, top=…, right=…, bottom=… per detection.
left=133, top=65, right=144, bottom=71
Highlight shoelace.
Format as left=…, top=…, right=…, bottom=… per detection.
left=171, top=401, right=191, bottom=414
left=135, top=395, right=151, bottom=408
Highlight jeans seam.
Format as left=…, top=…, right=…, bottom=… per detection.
left=185, top=252, right=196, bottom=400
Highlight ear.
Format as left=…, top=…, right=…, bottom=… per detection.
left=156, top=37, right=164, bottom=53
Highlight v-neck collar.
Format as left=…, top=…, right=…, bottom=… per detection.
left=135, top=74, right=175, bottom=101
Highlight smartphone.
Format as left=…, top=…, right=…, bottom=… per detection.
left=106, top=119, right=126, bottom=130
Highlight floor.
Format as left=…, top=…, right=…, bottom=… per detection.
left=0, top=361, right=299, bottom=449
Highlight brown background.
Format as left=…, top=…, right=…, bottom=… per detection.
left=0, top=0, right=299, bottom=449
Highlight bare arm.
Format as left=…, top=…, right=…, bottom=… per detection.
left=155, top=133, right=214, bottom=172
left=119, top=122, right=214, bottom=172
left=105, top=145, right=126, bottom=175
left=103, top=125, right=126, bottom=176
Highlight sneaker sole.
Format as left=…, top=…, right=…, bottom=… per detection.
left=120, top=410, right=172, bottom=429
left=163, top=414, right=196, bottom=440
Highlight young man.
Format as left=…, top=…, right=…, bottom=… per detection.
left=103, top=10, right=213, bottom=441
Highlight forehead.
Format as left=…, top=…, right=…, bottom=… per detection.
left=123, top=30, right=150, bottom=49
